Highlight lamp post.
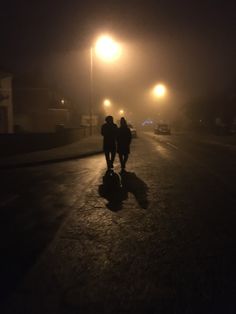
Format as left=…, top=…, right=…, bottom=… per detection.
left=89, top=47, right=94, bottom=135
left=89, top=35, right=121, bottom=135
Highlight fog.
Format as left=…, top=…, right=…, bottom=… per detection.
left=41, top=33, right=234, bottom=125
left=1, top=0, right=235, bottom=126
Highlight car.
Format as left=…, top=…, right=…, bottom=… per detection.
left=128, top=123, right=137, bottom=138
left=154, top=123, right=171, bottom=135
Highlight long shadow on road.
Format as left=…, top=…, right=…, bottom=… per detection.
left=99, top=170, right=148, bottom=211
left=120, top=171, right=149, bottom=209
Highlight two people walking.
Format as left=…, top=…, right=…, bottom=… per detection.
left=101, top=116, right=132, bottom=172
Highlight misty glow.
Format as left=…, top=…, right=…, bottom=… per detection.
left=153, top=84, right=166, bottom=97
left=95, top=35, right=121, bottom=62
left=104, top=99, right=111, bottom=107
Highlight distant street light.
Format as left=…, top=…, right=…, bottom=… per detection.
left=103, top=99, right=111, bottom=107
left=152, top=83, right=167, bottom=123
left=89, top=35, right=122, bottom=134
left=153, top=83, right=166, bottom=98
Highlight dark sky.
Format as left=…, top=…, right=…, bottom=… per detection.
left=1, top=0, right=235, bottom=117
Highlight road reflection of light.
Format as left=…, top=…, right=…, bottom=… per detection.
left=154, top=143, right=173, bottom=160
left=75, top=155, right=104, bottom=173
left=145, top=133, right=176, bottom=160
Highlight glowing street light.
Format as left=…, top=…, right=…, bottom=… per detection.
left=153, top=84, right=167, bottom=98
left=95, top=35, right=122, bottom=63
left=152, top=83, right=168, bottom=124
left=103, top=99, right=111, bottom=107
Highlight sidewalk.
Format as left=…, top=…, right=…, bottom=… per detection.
left=0, top=134, right=103, bottom=169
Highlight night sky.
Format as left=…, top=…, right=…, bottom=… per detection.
left=1, top=0, right=235, bottom=117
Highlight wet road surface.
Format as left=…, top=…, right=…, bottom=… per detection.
left=1, top=132, right=236, bottom=313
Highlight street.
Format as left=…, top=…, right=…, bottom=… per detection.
left=1, top=131, right=236, bottom=313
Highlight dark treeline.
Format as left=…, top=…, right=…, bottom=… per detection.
left=183, top=82, right=236, bottom=132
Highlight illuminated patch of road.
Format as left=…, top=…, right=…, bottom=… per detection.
left=166, top=142, right=178, bottom=150
left=144, top=132, right=178, bottom=150
left=143, top=133, right=178, bottom=160
left=153, top=143, right=174, bottom=160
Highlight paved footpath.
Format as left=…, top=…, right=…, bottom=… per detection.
left=0, top=134, right=103, bottom=169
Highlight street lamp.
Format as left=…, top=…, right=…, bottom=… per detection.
left=95, top=35, right=121, bottom=62
left=103, top=99, right=111, bottom=107
left=152, top=83, right=167, bottom=123
left=89, top=35, right=122, bottom=135
left=103, top=99, right=112, bottom=115
left=153, top=83, right=166, bottom=98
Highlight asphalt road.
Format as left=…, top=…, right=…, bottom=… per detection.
left=1, top=131, right=236, bottom=313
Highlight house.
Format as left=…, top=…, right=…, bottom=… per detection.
left=0, top=71, right=13, bottom=133
left=13, top=74, right=70, bottom=133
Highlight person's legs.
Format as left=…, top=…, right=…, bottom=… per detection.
left=110, top=150, right=116, bottom=169
left=119, top=153, right=127, bottom=170
left=104, top=151, right=110, bottom=169
left=118, top=153, right=123, bottom=169
left=123, top=153, right=129, bottom=169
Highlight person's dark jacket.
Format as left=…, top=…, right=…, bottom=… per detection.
left=101, top=122, right=118, bottom=151
left=117, top=126, right=132, bottom=154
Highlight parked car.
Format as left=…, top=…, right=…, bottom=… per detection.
left=128, top=123, right=137, bottom=138
left=154, top=123, right=171, bottom=135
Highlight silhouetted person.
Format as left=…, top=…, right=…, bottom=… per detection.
left=117, top=117, right=132, bottom=171
left=101, top=115, right=118, bottom=170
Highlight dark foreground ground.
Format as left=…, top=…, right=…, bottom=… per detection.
left=1, top=131, right=236, bottom=313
